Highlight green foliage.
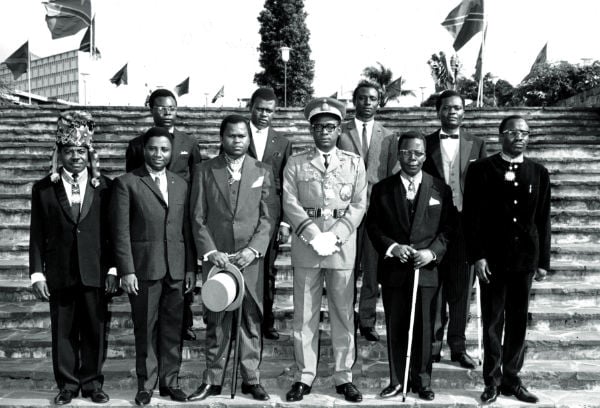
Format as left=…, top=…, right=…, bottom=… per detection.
left=361, top=62, right=415, bottom=107
left=254, top=0, right=314, bottom=107
left=513, top=61, right=600, bottom=106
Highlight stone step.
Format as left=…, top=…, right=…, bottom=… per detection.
left=1, top=298, right=598, bottom=332
left=1, top=389, right=600, bottom=408
left=551, top=244, right=600, bottom=263
left=0, top=326, right=597, bottom=362
left=0, top=357, right=599, bottom=392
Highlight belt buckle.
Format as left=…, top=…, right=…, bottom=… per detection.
left=322, top=208, right=332, bottom=220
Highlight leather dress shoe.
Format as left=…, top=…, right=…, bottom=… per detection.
left=159, top=387, right=187, bottom=401
left=359, top=326, right=380, bottom=342
left=82, top=388, right=110, bottom=403
left=54, top=389, right=77, bottom=405
left=380, top=383, right=403, bottom=398
left=263, top=327, right=280, bottom=340
left=336, top=382, right=363, bottom=402
left=500, top=383, right=539, bottom=403
left=415, top=386, right=435, bottom=401
left=183, top=328, right=196, bottom=341
left=241, top=383, right=270, bottom=400
left=480, top=385, right=499, bottom=404
left=286, top=382, right=311, bottom=402
left=134, top=389, right=152, bottom=406
left=451, top=352, right=477, bottom=369
left=187, top=383, right=221, bottom=401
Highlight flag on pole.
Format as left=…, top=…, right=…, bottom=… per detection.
left=110, top=64, right=128, bottom=86
left=442, top=0, right=484, bottom=51
left=386, top=76, right=405, bottom=98
left=211, top=85, right=224, bottom=103
left=330, top=91, right=338, bottom=99
left=174, top=77, right=190, bottom=97
left=3, top=41, right=29, bottom=80
left=44, top=0, right=92, bottom=39
left=79, top=17, right=101, bottom=57
left=522, top=43, right=547, bottom=82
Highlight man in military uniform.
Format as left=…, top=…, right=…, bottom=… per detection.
left=463, top=115, right=550, bottom=404
left=282, top=97, right=367, bottom=403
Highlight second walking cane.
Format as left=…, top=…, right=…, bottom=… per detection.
left=402, top=267, right=420, bottom=402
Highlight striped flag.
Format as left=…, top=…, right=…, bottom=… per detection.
left=442, top=0, right=484, bottom=51
left=3, top=41, right=29, bottom=80
left=44, top=0, right=92, bottom=39
left=211, top=85, right=224, bottom=103
left=110, top=63, right=128, bottom=86
left=79, top=17, right=101, bottom=57
left=174, top=77, right=190, bottom=97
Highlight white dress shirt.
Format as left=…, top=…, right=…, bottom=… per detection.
left=146, top=165, right=169, bottom=205
left=439, top=130, right=460, bottom=164
left=354, top=118, right=374, bottom=150
left=250, top=122, right=269, bottom=161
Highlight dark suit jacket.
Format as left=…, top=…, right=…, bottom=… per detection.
left=338, top=120, right=398, bottom=199
left=423, top=129, right=487, bottom=197
left=110, top=167, right=195, bottom=280
left=463, top=154, right=551, bottom=274
left=366, top=172, right=455, bottom=288
left=248, top=127, right=291, bottom=196
left=125, top=129, right=202, bottom=182
left=190, top=155, right=279, bottom=312
left=29, top=172, right=113, bottom=291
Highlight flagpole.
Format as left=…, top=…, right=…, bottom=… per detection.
left=477, top=21, right=486, bottom=107
left=27, top=39, right=31, bottom=105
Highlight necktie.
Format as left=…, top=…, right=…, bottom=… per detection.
left=361, top=123, right=369, bottom=160
left=323, top=154, right=330, bottom=169
left=440, top=133, right=459, bottom=139
left=407, top=178, right=416, bottom=200
left=154, top=176, right=164, bottom=200
left=71, top=173, right=81, bottom=220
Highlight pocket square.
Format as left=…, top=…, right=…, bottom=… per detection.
left=469, top=158, right=476, bottom=162
left=429, top=197, right=440, bottom=206
left=180, top=151, right=189, bottom=155
left=251, top=176, right=264, bottom=188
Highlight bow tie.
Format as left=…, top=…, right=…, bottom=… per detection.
left=440, top=133, right=459, bottom=139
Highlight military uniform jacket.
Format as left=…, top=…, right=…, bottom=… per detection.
left=463, top=154, right=551, bottom=274
left=282, top=147, right=367, bottom=269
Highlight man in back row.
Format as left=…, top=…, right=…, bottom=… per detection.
left=338, top=80, right=398, bottom=342
left=125, top=89, right=202, bottom=341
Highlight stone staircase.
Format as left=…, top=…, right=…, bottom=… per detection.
left=0, top=106, right=599, bottom=407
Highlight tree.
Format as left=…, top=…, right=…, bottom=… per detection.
left=513, top=61, right=600, bottom=106
left=254, top=0, right=314, bottom=107
left=361, top=62, right=415, bottom=107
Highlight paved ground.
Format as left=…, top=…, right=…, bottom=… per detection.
left=1, top=389, right=600, bottom=408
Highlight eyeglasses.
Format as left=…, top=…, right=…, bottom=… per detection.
left=311, top=124, right=339, bottom=133
left=502, top=130, right=530, bottom=138
left=154, top=106, right=177, bottom=114
left=399, top=149, right=425, bottom=159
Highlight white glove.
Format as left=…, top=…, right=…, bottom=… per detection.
left=310, top=232, right=339, bottom=256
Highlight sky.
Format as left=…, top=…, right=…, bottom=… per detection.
left=1, top=0, right=600, bottom=107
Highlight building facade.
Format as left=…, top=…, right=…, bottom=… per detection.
left=0, top=49, right=80, bottom=103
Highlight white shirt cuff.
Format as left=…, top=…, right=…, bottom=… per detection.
left=107, top=267, right=117, bottom=276
left=385, top=243, right=400, bottom=258
left=31, top=272, right=46, bottom=285
left=203, top=249, right=217, bottom=261
left=280, top=221, right=290, bottom=229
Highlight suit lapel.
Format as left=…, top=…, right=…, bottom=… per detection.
left=261, top=128, right=277, bottom=161
left=326, top=150, right=341, bottom=173
left=79, top=178, right=96, bottom=221
left=410, top=174, right=432, bottom=238
left=392, top=178, right=410, bottom=235
left=346, top=121, right=362, bottom=156
left=168, top=129, right=181, bottom=172
left=211, top=156, right=234, bottom=214
left=248, top=128, right=258, bottom=160
left=139, top=170, right=168, bottom=207
left=459, top=132, right=474, bottom=175
left=53, top=177, right=77, bottom=224
left=235, top=157, right=257, bottom=215
left=310, top=151, right=326, bottom=174
left=430, top=130, right=445, bottom=178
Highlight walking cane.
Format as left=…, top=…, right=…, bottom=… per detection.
left=475, top=276, right=483, bottom=365
left=231, top=302, right=243, bottom=399
left=402, top=267, right=420, bottom=402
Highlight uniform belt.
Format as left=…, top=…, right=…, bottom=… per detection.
left=304, top=207, right=346, bottom=219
